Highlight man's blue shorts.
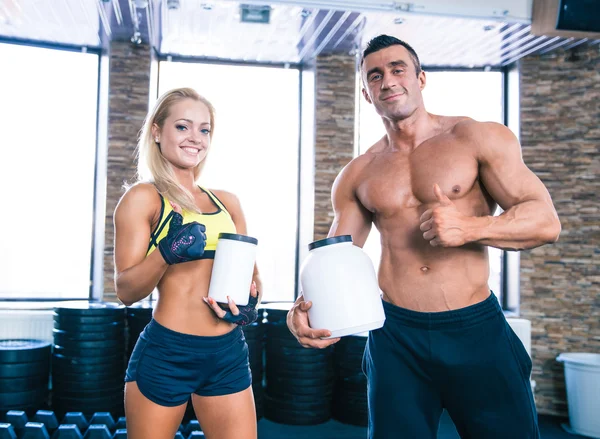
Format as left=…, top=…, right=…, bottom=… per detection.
left=125, top=319, right=252, bottom=407
left=363, top=293, right=540, bottom=439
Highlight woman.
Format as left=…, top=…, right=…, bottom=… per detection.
left=114, top=87, right=261, bottom=439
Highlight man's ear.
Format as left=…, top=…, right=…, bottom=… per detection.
left=419, top=70, right=426, bottom=91
left=362, top=87, right=373, bottom=104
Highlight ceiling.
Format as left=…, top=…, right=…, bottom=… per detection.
left=0, top=0, right=598, bottom=67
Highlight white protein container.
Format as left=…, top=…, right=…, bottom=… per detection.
left=299, top=235, right=385, bottom=338
left=208, top=233, right=258, bottom=306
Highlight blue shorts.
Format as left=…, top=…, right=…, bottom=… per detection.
left=125, top=319, right=252, bottom=407
left=363, top=293, right=539, bottom=439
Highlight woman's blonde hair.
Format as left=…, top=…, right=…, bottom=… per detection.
left=135, top=87, right=216, bottom=213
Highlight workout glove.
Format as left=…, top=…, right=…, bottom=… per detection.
left=158, top=211, right=207, bottom=265
left=219, top=295, right=259, bottom=326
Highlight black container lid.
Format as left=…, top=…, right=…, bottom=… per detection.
left=218, top=233, right=258, bottom=245
left=308, top=235, right=352, bottom=251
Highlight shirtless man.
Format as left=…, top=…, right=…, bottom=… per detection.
left=287, top=35, right=561, bottom=439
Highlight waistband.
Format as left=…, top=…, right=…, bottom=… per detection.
left=382, top=293, right=502, bottom=329
left=143, top=318, right=243, bottom=351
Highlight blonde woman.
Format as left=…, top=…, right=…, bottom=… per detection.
left=114, top=87, right=261, bottom=439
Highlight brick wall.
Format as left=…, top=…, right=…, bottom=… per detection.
left=519, top=44, right=600, bottom=415
left=314, top=54, right=357, bottom=240
left=102, top=41, right=152, bottom=301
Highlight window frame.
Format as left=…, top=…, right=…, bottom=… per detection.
left=0, top=39, right=103, bottom=302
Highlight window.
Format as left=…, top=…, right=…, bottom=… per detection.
left=0, top=43, right=99, bottom=299
left=503, top=65, right=521, bottom=313
left=158, top=62, right=300, bottom=302
left=357, top=70, right=505, bottom=301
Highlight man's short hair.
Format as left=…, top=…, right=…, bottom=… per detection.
left=361, top=34, right=422, bottom=76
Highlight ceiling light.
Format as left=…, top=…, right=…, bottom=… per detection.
left=240, top=4, right=271, bottom=24
left=131, top=31, right=142, bottom=45
left=221, top=0, right=531, bottom=22
left=227, top=0, right=415, bottom=13
left=167, top=0, right=180, bottom=10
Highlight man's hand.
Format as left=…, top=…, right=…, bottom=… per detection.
left=286, top=295, right=340, bottom=349
left=419, top=184, right=472, bottom=247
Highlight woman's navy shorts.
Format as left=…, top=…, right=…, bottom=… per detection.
left=125, top=319, right=252, bottom=407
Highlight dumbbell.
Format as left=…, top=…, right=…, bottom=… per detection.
left=5, top=411, right=27, bottom=435
left=21, top=422, right=50, bottom=439
left=52, top=424, right=83, bottom=439
left=82, top=425, right=111, bottom=439
left=32, top=411, right=59, bottom=434
left=112, top=430, right=127, bottom=439
left=0, top=423, right=17, bottom=439
left=88, top=414, right=115, bottom=432
left=61, top=413, right=88, bottom=434
left=184, top=420, right=201, bottom=436
left=114, top=417, right=126, bottom=431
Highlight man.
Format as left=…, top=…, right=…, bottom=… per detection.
left=287, top=35, right=561, bottom=439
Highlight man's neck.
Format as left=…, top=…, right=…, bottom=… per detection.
left=382, top=108, right=438, bottom=152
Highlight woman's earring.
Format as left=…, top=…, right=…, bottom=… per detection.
left=155, top=138, right=159, bottom=142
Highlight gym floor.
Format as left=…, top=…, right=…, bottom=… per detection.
left=258, top=412, right=586, bottom=438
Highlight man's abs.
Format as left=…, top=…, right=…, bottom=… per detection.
left=377, top=239, right=492, bottom=313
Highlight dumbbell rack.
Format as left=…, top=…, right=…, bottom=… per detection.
left=0, top=409, right=207, bottom=438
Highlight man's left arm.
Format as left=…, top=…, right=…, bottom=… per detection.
left=420, top=122, right=561, bottom=251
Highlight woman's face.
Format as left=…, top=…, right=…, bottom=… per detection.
left=154, top=98, right=212, bottom=170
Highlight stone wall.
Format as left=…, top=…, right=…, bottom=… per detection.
left=519, top=44, right=600, bottom=416
left=314, top=54, right=357, bottom=240
left=102, top=41, right=152, bottom=301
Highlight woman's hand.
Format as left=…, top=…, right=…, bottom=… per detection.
left=157, top=202, right=207, bottom=265
left=203, top=281, right=259, bottom=326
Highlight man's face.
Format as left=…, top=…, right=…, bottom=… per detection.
left=361, top=45, right=426, bottom=121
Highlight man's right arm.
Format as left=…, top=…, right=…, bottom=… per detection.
left=328, top=161, right=373, bottom=246
left=288, top=160, right=373, bottom=348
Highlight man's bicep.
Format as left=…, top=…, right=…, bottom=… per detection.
left=328, top=207, right=372, bottom=247
left=329, top=169, right=372, bottom=247
left=478, top=124, right=553, bottom=210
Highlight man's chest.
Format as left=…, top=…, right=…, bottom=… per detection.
left=356, top=141, right=479, bottom=215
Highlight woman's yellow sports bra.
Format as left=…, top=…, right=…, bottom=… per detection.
left=147, top=186, right=237, bottom=259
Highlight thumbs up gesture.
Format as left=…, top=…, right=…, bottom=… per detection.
left=419, top=184, right=471, bottom=247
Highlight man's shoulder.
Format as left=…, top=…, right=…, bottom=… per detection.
left=450, top=118, right=508, bottom=138
left=446, top=118, right=519, bottom=157
left=343, top=149, right=377, bottom=176
left=333, top=150, right=376, bottom=193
